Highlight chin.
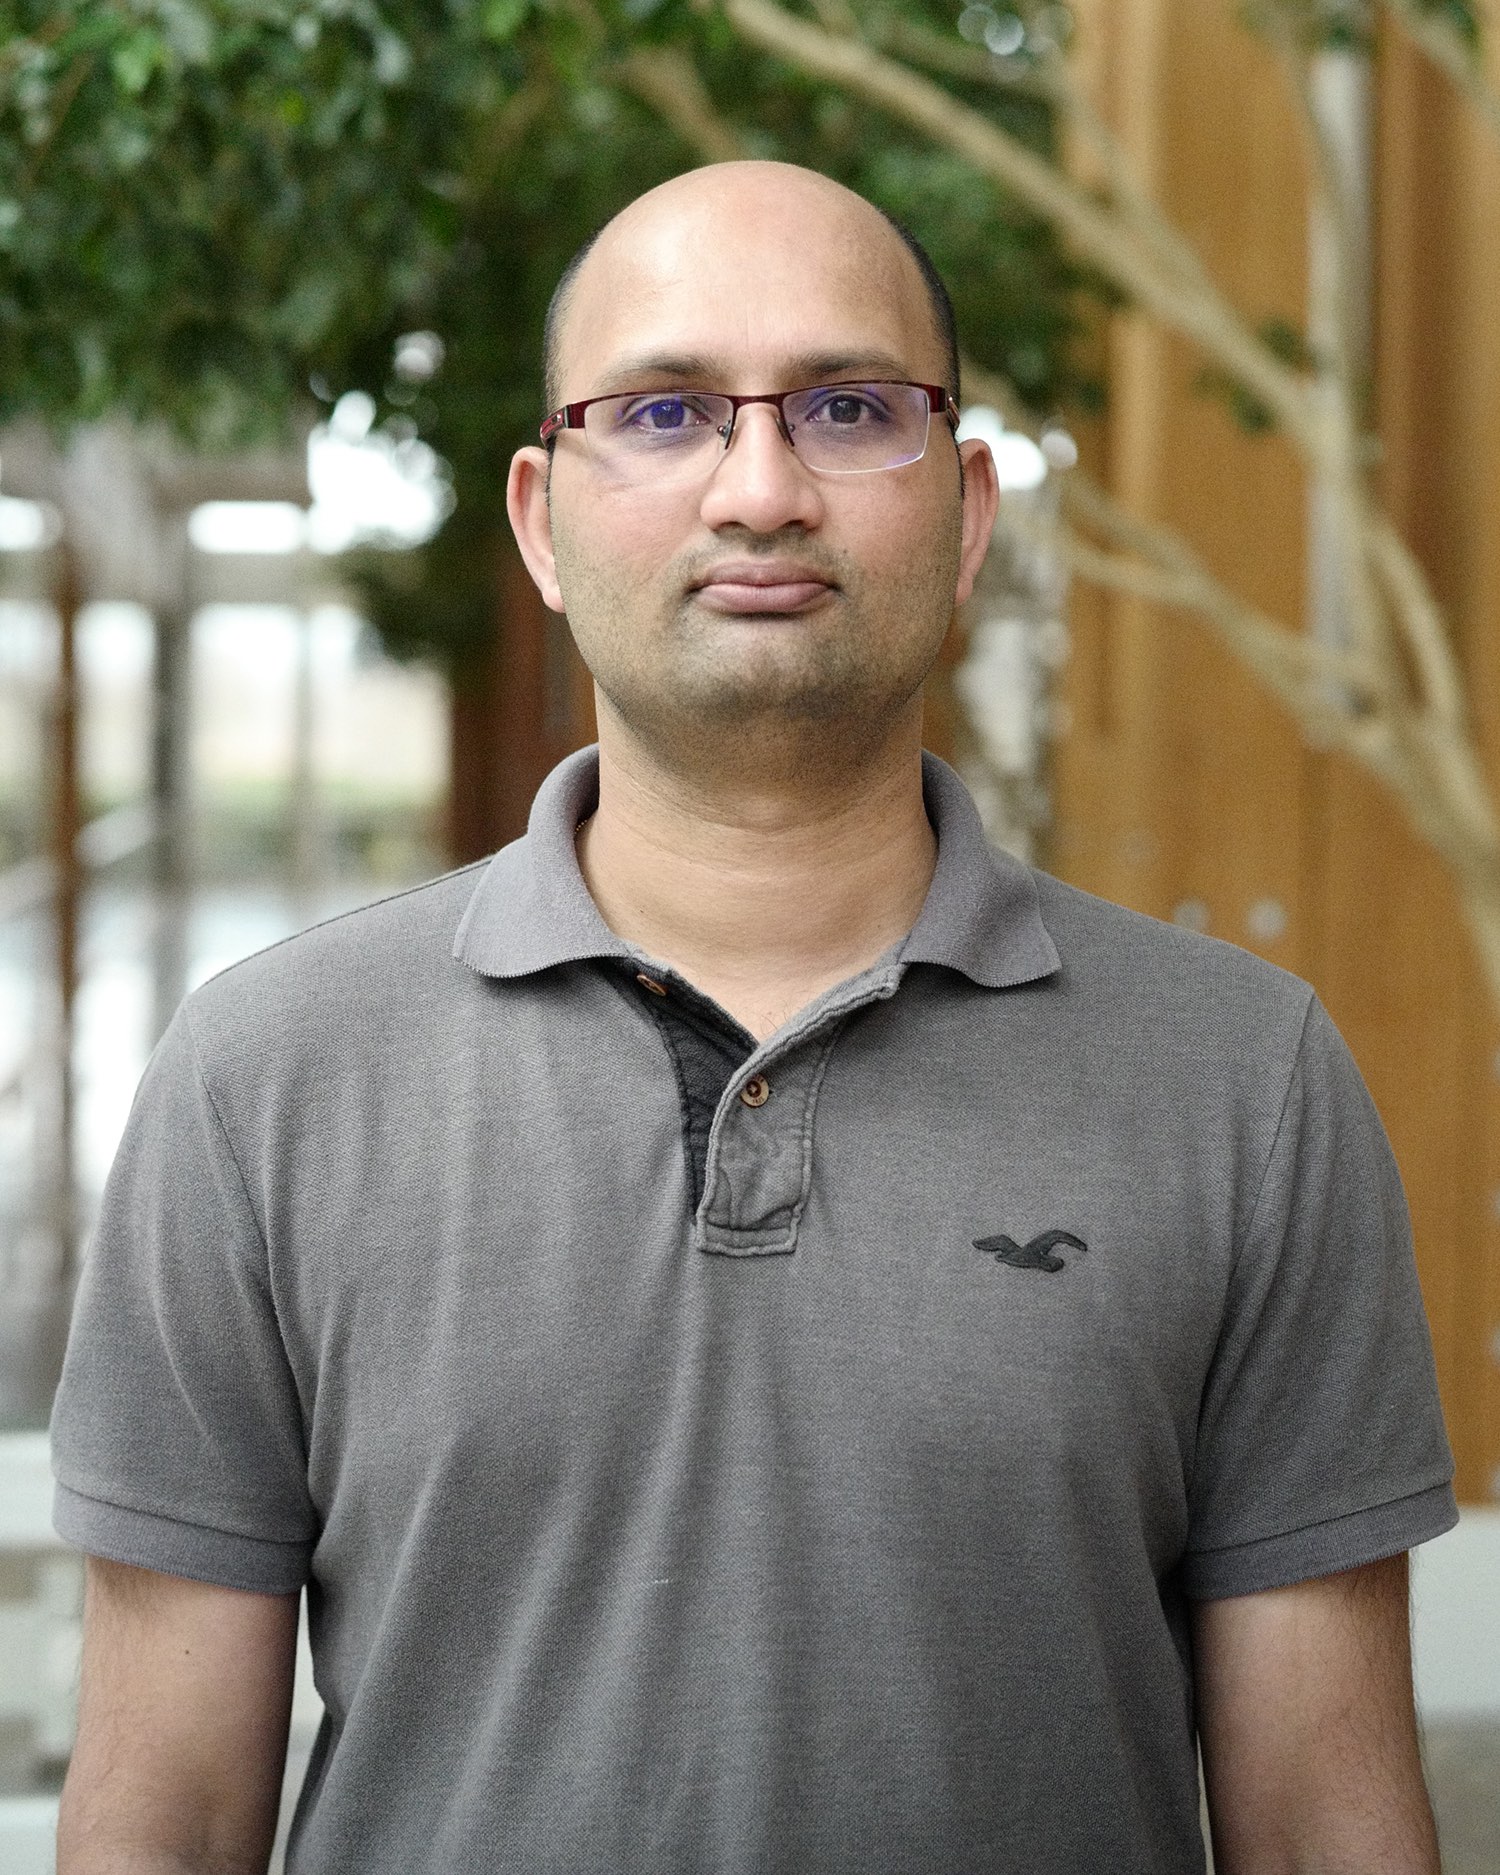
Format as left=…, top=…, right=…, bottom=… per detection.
left=603, top=669, right=923, bottom=777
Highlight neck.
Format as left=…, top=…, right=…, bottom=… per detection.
left=576, top=704, right=937, bottom=1040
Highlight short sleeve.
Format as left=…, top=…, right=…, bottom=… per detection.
left=50, top=1004, right=315, bottom=1593
left=1182, top=996, right=1457, bottom=1599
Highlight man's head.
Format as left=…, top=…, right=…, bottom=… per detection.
left=507, top=161, right=998, bottom=784
left=541, top=203, right=963, bottom=416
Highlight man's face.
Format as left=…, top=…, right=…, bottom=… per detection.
left=508, top=166, right=997, bottom=773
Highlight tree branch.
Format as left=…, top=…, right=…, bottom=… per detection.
left=1280, top=38, right=1364, bottom=386
left=612, top=45, right=752, bottom=162
left=1382, top=0, right=1500, bottom=140
left=1266, top=30, right=1400, bottom=688
left=962, top=354, right=1377, bottom=695
left=940, top=18, right=1498, bottom=982
left=463, top=79, right=556, bottom=203
left=862, top=14, right=1054, bottom=101
left=1366, top=517, right=1468, bottom=731
left=960, top=357, right=1383, bottom=713
left=1029, top=42, right=1226, bottom=305
left=1062, top=473, right=1380, bottom=685
left=1057, top=533, right=1371, bottom=708
left=18, top=49, right=94, bottom=192
left=721, top=0, right=1318, bottom=449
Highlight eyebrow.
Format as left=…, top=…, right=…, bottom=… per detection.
left=588, top=348, right=919, bottom=395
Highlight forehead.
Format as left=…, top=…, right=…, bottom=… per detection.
left=554, top=184, right=941, bottom=397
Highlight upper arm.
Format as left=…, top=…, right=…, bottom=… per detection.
left=1192, top=1552, right=1439, bottom=1875
left=58, top=1556, right=299, bottom=1875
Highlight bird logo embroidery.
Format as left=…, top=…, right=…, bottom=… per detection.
left=973, top=1229, right=1089, bottom=1272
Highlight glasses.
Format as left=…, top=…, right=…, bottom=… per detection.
left=539, top=381, right=959, bottom=484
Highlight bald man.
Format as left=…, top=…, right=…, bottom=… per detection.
left=54, top=164, right=1454, bottom=1874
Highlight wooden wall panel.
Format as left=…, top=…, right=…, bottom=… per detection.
left=1053, top=2, right=1500, bottom=1498
left=1307, top=757, right=1477, bottom=1468
left=1057, top=0, right=1311, bottom=959
left=1360, top=24, right=1500, bottom=1500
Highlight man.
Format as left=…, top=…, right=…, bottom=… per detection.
left=52, top=162, right=1455, bottom=1873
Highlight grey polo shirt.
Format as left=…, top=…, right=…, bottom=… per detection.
left=51, top=748, right=1457, bottom=1875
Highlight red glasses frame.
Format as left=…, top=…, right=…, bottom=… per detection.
left=539, top=381, right=959, bottom=449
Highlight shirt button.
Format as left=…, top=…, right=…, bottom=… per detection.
left=635, top=973, right=668, bottom=997
left=739, top=1075, right=771, bottom=1108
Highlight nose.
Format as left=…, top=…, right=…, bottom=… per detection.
left=697, top=401, right=825, bottom=535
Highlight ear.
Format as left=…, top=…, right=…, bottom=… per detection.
left=953, top=437, right=1000, bottom=608
left=506, top=446, right=566, bottom=614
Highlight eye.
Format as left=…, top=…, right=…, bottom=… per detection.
left=615, top=394, right=717, bottom=435
left=801, top=385, right=894, bottom=428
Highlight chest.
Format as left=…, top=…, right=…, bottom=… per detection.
left=264, top=982, right=1248, bottom=1581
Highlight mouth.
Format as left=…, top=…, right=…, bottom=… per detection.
left=687, top=560, right=839, bottom=616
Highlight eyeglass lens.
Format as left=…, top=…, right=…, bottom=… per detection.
left=581, top=383, right=935, bottom=480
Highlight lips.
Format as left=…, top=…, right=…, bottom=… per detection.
left=688, top=560, right=838, bottom=615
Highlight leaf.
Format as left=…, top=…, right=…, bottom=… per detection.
left=1408, top=0, right=1481, bottom=53
left=481, top=0, right=531, bottom=43
left=156, top=1, right=216, bottom=67
left=269, top=270, right=346, bottom=346
left=110, top=30, right=165, bottom=96
left=1237, top=1, right=1374, bottom=55
left=1192, top=314, right=1319, bottom=434
left=1257, top=315, right=1318, bottom=372
left=1194, top=363, right=1275, bottom=434
left=373, top=30, right=412, bottom=86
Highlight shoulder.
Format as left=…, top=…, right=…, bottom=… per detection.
left=1023, top=868, right=1319, bottom=1091
left=1032, top=868, right=1312, bottom=1016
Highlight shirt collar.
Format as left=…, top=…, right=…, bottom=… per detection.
left=902, top=751, right=1060, bottom=988
left=453, top=745, right=1060, bottom=992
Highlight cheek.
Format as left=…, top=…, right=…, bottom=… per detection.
left=549, top=491, right=680, bottom=612
left=547, top=505, right=686, bottom=692
left=857, top=453, right=959, bottom=544
left=849, top=485, right=963, bottom=599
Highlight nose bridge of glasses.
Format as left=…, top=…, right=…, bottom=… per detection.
left=721, top=392, right=796, bottom=453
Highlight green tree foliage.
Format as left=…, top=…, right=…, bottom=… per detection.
left=1, top=1, right=522, bottom=441
left=2, top=1, right=1103, bottom=670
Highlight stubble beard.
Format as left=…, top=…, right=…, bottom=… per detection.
left=557, top=536, right=961, bottom=785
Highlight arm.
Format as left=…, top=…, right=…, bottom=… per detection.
left=57, top=1556, right=299, bottom=1875
left=1192, top=1552, right=1439, bottom=1875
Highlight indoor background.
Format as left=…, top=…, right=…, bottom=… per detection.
left=1, top=0, right=1496, bottom=1866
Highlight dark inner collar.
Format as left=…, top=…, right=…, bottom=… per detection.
left=603, top=960, right=756, bottom=1213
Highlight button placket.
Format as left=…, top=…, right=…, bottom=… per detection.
left=696, top=963, right=903, bottom=1257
